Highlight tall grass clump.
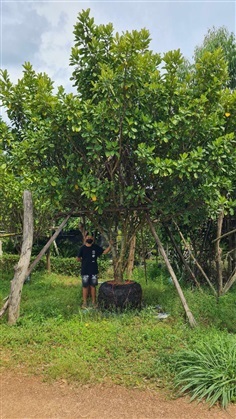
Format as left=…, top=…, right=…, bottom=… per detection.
left=174, top=335, right=236, bottom=408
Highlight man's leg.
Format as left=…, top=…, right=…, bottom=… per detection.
left=81, top=275, right=90, bottom=307
left=82, top=286, right=89, bottom=307
left=90, top=286, right=96, bottom=305
left=90, top=275, right=98, bottom=306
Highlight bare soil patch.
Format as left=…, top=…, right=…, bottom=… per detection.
left=1, top=371, right=236, bottom=419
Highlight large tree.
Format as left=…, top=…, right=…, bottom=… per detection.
left=69, top=11, right=236, bottom=287
left=1, top=11, right=235, bottom=293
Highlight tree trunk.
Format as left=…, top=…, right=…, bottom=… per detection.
left=8, top=191, right=34, bottom=325
left=127, top=234, right=136, bottom=280
left=147, top=215, right=197, bottom=328
left=112, top=227, right=127, bottom=282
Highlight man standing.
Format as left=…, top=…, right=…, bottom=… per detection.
left=77, top=235, right=111, bottom=308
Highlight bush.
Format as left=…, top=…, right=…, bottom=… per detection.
left=0, top=254, right=46, bottom=275
left=174, top=336, right=236, bottom=408
left=0, top=254, right=109, bottom=278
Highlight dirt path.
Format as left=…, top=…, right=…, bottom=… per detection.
left=1, top=371, right=236, bottom=419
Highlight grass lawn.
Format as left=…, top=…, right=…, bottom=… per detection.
left=1, top=266, right=236, bottom=405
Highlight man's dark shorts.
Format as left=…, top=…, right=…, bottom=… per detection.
left=82, top=274, right=98, bottom=288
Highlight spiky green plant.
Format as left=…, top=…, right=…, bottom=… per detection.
left=174, top=337, right=236, bottom=408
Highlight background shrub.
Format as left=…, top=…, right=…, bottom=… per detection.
left=0, top=254, right=110, bottom=278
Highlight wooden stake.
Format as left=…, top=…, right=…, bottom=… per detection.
left=0, top=214, right=71, bottom=320
left=8, top=191, right=34, bottom=325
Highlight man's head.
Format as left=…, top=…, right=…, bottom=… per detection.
left=85, top=235, right=94, bottom=245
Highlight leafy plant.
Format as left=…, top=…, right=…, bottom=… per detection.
left=174, top=336, right=236, bottom=408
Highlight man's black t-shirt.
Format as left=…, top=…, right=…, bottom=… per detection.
left=78, top=244, right=104, bottom=275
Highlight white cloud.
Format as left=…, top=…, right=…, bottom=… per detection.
left=2, top=2, right=51, bottom=67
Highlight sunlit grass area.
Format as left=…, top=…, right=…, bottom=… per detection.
left=1, top=267, right=236, bottom=406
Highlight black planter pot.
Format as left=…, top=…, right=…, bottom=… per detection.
left=98, top=280, right=142, bottom=311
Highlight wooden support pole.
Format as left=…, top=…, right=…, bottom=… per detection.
left=8, top=191, right=34, bottom=325
left=215, top=210, right=224, bottom=296
left=222, top=269, right=236, bottom=295
left=0, top=214, right=71, bottom=320
left=26, top=215, right=71, bottom=277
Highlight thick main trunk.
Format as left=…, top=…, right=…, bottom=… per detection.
left=112, top=228, right=128, bottom=282
left=127, top=235, right=136, bottom=280
left=147, top=215, right=197, bottom=328
left=113, top=256, right=125, bottom=282
left=8, top=191, right=34, bottom=325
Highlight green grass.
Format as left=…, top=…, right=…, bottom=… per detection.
left=1, top=267, right=236, bottom=407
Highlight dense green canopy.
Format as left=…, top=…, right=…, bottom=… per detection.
left=1, top=10, right=235, bottom=284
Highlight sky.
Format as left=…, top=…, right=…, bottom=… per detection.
left=0, top=0, right=235, bottom=99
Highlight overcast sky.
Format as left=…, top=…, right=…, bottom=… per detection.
left=1, top=0, right=235, bottom=98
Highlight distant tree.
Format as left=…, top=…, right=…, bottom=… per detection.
left=0, top=66, right=68, bottom=240
left=193, top=26, right=236, bottom=292
left=0, top=118, right=23, bottom=235
left=194, top=26, right=236, bottom=89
